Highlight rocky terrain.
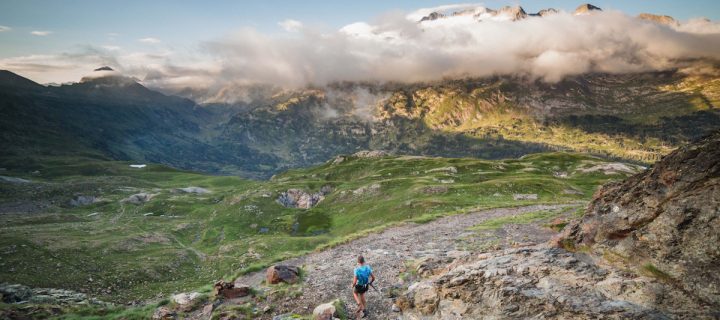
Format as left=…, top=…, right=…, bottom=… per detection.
left=396, top=130, right=720, bottom=319
left=558, top=129, right=720, bottom=312
left=183, top=204, right=576, bottom=320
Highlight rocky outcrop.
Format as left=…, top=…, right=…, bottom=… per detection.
left=397, top=132, right=720, bottom=319
left=0, top=283, right=108, bottom=306
left=69, top=195, right=98, bottom=207
left=277, top=187, right=331, bottom=209
left=121, top=192, right=155, bottom=204
left=266, top=265, right=300, bottom=284
left=312, top=299, right=342, bottom=320
left=352, top=150, right=388, bottom=158
left=495, top=5, right=527, bottom=21
left=398, top=247, right=698, bottom=319
left=557, top=130, right=720, bottom=310
left=176, top=187, right=211, bottom=194
left=574, top=3, right=602, bottom=15
left=535, top=8, right=559, bottom=17
left=213, top=280, right=251, bottom=299
left=152, top=306, right=176, bottom=320
left=638, top=13, right=679, bottom=26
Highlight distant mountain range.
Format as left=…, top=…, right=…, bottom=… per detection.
left=1, top=66, right=718, bottom=178
left=418, top=3, right=677, bottom=26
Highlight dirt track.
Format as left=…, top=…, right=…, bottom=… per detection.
left=226, top=204, right=575, bottom=319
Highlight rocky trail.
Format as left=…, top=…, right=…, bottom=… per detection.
left=217, top=204, right=577, bottom=319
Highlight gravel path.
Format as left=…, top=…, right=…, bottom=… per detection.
left=229, top=204, right=575, bottom=319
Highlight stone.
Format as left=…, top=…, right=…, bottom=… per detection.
left=312, top=300, right=338, bottom=320
left=513, top=194, right=538, bottom=201
left=122, top=192, right=155, bottom=204
left=277, top=188, right=330, bottom=209
left=213, top=280, right=251, bottom=299
left=391, top=303, right=401, bottom=312
left=266, top=265, right=300, bottom=284
left=202, top=303, right=214, bottom=315
left=172, top=291, right=200, bottom=305
left=353, top=150, right=388, bottom=158
left=0, top=284, right=32, bottom=303
left=69, top=195, right=97, bottom=207
left=152, top=306, right=176, bottom=320
left=176, top=187, right=211, bottom=194
left=412, top=283, right=439, bottom=315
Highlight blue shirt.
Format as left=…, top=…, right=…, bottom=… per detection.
left=354, top=265, right=373, bottom=285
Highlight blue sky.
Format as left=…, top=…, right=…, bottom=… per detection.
left=0, top=0, right=718, bottom=59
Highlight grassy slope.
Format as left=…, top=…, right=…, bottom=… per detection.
left=0, top=152, right=639, bottom=304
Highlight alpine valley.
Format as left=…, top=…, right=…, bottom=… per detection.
left=0, top=2, right=719, bottom=320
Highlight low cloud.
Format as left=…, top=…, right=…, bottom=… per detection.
left=138, top=37, right=161, bottom=44
left=279, top=19, right=303, bottom=32
left=0, top=25, right=10, bottom=32
left=2, top=5, right=720, bottom=102
left=197, top=9, right=720, bottom=87
left=30, top=30, right=52, bottom=36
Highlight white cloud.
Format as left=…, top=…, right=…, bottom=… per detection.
left=278, top=19, right=303, bottom=32
left=138, top=37, right=161, bottom=44
left=30, top=30, right=52, bottom=36
left=0, top=25, right=10, bottom=32
left=102, top=45, right=121, bottom=51
left=2, top=4, right=720, bottom=101
left=197, top=10, right=720, bottom=88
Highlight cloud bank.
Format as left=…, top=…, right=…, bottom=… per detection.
left=2, top=5, right=720, bottom=103
left=30, top=30, right=52, bottom=36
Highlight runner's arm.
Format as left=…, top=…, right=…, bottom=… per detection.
left=370, top=273, right=375, bottom=284
left=352, top=275, right=357, bottom=288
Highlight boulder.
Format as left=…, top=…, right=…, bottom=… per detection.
left=152, top=306, right=176, bottom=320
left=176, top=187, right=210, bottom=194
left=213, top=280, right=251, bottom=299
left=122, top=192, right=155, bottom=204
left=69, top=195, right=98, bottom=207
left=513, top=194, right=538, bottom=201
left=353, top=150, right=388, bottom=158
left=312, top=299, right=341, bottom=320
left=266, top=265, right=300, bottom=284
left=277, top=187, right=331, bottom=209
left=0, top=284, right=32, bottom=303
left=172, top=291, right=201, bottom=305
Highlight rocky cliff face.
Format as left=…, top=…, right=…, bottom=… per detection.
left=558, top=130, right=720, bottom=309
left=397, top=131, right=720, bottom=319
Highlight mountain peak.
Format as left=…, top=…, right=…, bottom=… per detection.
left=496, top=5, right=527, bottom=21
left=94, top=66, right=115, bottom=72
left=638, top=13, right=679, bottom=26
left=0, top=70, right=43, bottom=90
left=574, top=3, right=602, bottom=15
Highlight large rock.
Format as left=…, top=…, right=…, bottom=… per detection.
left=0, top=284, right=32, bottom=303
left=152, top=306, right=176, bottom=320
left=312, top=300, right=340, bottom=320
left=172, top=292, right=201, bottom=305
left=69, top=195, right=98, bottom=207
left=277, top=187, right=331, bottom=209
left=266, top=265, right=300, bottom=284
left=176, top=187, right=210, bottom=194
left=213, top=280, right=251, bottom=299
left=122, top=192, right=155, bottom=204
left=557, top=130, right=720, bottom=310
